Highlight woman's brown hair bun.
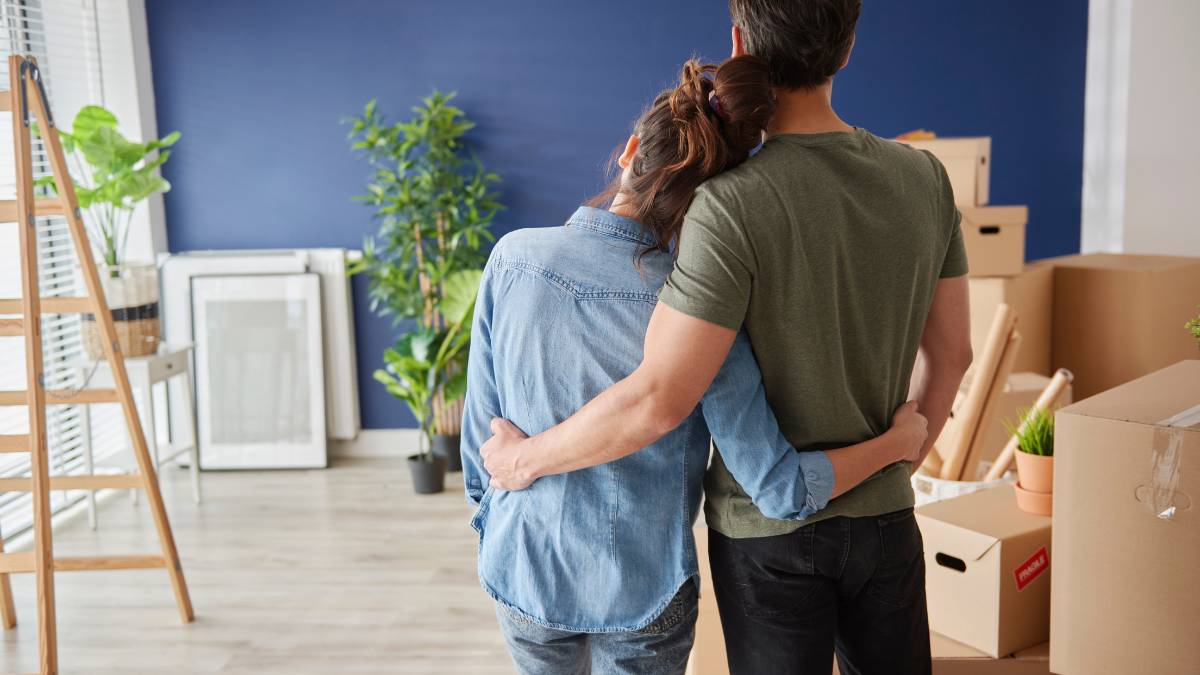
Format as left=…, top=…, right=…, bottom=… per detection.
left=592, top=55, right=776, bottom=256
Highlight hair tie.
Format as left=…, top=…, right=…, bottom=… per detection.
left=708, top=90, right=727, bottom=122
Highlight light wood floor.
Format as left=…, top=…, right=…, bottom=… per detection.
left=0, top=458, right=513, bottom=674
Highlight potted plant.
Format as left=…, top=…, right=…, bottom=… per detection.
left=346, top=92, right=501, bottom=472
left=36, top=105, right=180, bottom=359
left=1006, top=407, right=1055, bottom=515
left=1187, top=306, right=1200, bottom=349
left=374, top=270, right=482, bottom=494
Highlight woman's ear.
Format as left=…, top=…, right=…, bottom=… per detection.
left=731, top=25, right=746, bottom=57
left=618, top=135, right=640, bottom=170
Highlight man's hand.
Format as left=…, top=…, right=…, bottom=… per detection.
left=889, top=401, right=929, bottom=464
left=481, top=418, right=534, bottom=491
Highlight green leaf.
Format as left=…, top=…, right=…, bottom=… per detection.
left=71, top=105, right=118, bottom=139
left=439, top=269, right=482, bottom=326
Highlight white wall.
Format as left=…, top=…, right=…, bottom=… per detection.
left=1081, top=0, right=1200, bottom=256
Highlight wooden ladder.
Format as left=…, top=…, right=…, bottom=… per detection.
left=0, top=54, right=193, bottom=675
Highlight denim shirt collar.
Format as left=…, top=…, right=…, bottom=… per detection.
left=567, top=206, right=658, bottom=247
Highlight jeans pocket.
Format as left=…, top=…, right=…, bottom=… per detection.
left=635, top=580, right=698, bottom=636
left=726, top=529, right=823, bottom=620
left=865, top=509, right=926, bottom=609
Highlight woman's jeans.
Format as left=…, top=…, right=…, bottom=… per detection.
left=495, top=580, right=698, bottom=675
left=708, top=508, right=932, bottom=675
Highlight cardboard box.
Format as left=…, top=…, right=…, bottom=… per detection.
left=969, top=263, right=1054, bottom=375
left=929, top=634, right=1050, bottom=675
left=917, top=485, right=1052, bottom=657
left=833, top=633, right=1050, bottom=675
left=946, top=372, right=1073, bottom=480
left=686, top=524, right=727, bottom=675
left=1051, top=361, right=1200, bottom=675
left=1049, top=253, right=1200, bottom=399
left=900, top=137, right=991, bottom=206
left=961, top=206, right=1028, bottom=277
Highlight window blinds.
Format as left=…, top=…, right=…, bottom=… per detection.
left=0, top=0, right=134, bottom=538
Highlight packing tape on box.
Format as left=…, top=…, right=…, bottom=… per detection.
left=1137, top=404, right=1200, bottom=521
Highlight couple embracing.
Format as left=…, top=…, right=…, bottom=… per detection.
left=460, top=1, right=972, bottom=673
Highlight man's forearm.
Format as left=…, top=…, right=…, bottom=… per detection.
left=515, top=368, right=683, bottom=483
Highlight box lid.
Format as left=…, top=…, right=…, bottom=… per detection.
left=1048, top=253, right=1200, bottom=273
left=917, top=485, right=1050, bottom=561
left=960, top=206, right=1028, bottom=226
left=1060, top=361, right=1200, bottom=427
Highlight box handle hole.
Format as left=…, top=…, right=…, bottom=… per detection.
left=935, top=553, right=966, bottom=572
left=979, top=226, right=1001, bottom=235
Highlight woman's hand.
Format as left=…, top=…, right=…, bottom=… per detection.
left=889, top=401, right=929, bottom=464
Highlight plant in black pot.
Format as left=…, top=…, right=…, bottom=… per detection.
left=346, top=92, right=501, bottom=473
left=374, top=270, right=482, bottom=494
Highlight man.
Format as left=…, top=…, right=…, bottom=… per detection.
left=482, top=1, right=971, bottom=673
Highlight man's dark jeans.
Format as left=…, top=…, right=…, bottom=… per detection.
left=708, top=508, right=932, bottom=675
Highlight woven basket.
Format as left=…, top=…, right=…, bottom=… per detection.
left=82, top=262, right=160, bottom=360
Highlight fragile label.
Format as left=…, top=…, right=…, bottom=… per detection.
left=1013, top=546, right=1049, bottom=591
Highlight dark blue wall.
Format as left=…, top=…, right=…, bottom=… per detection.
left=145, top=0, right=1089, bottom=429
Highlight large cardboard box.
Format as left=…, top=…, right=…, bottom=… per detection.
left=960, top=206, right=1027, bottom=277
left=939, top=372, right=1074, bottom=481
left=900, top=137, right=991, bottom=206
left=969, top=263, right=1054, bottom=375
left=917, top=485, right=1052, bottom=657
left=1051, top=361, right=1200, bottom=675
left=1049, top=253, right=1200, bottom=399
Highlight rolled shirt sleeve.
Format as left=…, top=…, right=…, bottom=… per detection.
left=700, top=332, right=834, bottom=521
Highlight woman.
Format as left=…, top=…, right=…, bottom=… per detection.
left=460, top=55, right=927, bottom=675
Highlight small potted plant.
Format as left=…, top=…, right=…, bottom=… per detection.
left=36, top=105, right=179, bottom=359
left=1187, top=306, right=1200, bottom=349
left=374, top=270, right=481, bottom=494
left=1006, top=407, right=1055, bottom=515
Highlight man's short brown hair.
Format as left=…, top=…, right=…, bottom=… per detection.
left=729, top=0, right=862, bottom=89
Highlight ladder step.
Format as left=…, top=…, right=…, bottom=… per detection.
left=0, top=552, right=166, bottom=574
left=0, top=435, right=29, bottom=453
left=0, top=198, right=66, bottom=222
left=0, top=388, right=119, bottom=406
left=0, top=474, right=142, bottom=492
left=0, top=296, right=92, bottom=314
left=0, top=317, right=20, bottom=336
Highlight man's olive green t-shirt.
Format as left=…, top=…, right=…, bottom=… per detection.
left=659, top=128, right=967, bottom=539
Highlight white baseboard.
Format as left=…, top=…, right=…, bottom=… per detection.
left=330, top=428, right=422, bottom=458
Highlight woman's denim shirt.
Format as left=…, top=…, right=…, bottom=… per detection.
left=461, top=207, right=834, bottom=632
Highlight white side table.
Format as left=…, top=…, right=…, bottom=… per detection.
left=76, top=342, right=202, bottom=529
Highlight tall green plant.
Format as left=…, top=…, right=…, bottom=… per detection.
left=1187, top=306, right=1200, bottom=349
left=36, top=105, right=179, bottom=267
left=346, top=92, right=501, bottom=329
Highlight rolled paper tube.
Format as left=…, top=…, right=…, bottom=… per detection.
left=983, top=368, right=1075, bottom=481
left=954, top=329, right=1022, bottom=481
left=940, top=303, right=1017, bottom=479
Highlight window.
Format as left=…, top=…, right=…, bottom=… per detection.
left=0, top=0, right=140, bottom=538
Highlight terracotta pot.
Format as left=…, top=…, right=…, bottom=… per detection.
left=1013, top=482, right=1053, bottom=516
left=1014, top=451, right=1054, bottom=494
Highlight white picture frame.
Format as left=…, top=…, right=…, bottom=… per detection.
left=191, top=273, right=327, bottom=469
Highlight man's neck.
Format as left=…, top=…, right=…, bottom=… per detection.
left=766, top=81, right=854, bottom=137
